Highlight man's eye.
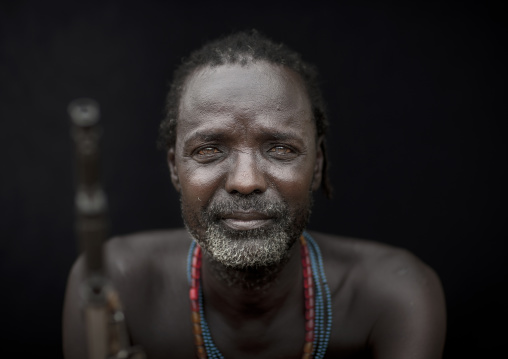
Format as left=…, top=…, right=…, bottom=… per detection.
left=197, top=147, right=220, bottom=156
left=269, top=146, right=293, bottom=155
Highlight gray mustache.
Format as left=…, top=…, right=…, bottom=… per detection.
left=206, top=197, right=288, bottom=219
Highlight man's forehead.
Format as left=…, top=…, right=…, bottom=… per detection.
left=179, top=61, right=312, bottom=117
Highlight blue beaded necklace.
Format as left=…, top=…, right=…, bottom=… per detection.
left=187, top=231, right=332, bottom=358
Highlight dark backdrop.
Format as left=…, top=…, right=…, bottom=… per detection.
left=1, top=1, right=506, bottom=358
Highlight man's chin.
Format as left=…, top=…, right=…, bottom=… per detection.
left=201, top=227, right=295, bottom=269
left=207, top=249, right=289, bottom=270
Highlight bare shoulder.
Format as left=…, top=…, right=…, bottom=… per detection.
left=105, top=228, right=191, bottom=255
left=104, top=228, right=190, bottom=267
left=308, top=231, right=446, bottom=358
left=308, top=231, right=443, bottom=296
left=100, top=228, right=193, bottom=291
left=66, top=228, right=192, bottom=295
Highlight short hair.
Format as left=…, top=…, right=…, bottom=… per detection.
left=159, top=30, right=332, bottom=197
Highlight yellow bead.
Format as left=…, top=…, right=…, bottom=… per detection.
left=194, top=334, right=204, bottom=346
left=303, top=342, right=313, bottom=353
left=197, top=345, right=206, bottom=356
left=191, top=311, right=200, bottom=323
left=193, top=323, right=202, bottom=334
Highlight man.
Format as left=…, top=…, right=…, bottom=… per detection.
left=63, top=31, right=446, bottom=359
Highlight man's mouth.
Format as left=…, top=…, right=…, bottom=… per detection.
left=220, top=211, right=273, bottom=231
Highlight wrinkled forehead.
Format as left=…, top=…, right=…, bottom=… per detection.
left=178, top=61, right=313, bottom=122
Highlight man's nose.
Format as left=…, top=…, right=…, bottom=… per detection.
left=225, top=151, right=267, bottom=195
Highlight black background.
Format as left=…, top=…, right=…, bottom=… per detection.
left=1, top=0, right=506, bottom=358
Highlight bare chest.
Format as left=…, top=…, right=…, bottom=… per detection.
left=121, top=283, right=373, bottom=358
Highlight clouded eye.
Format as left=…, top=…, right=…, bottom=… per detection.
left=192, top=146, right=223, bottom=162
left=269, top=146, right=292, bottom=154
left=197, top=147, right=221, bottom=156
left=268, top=145, right=297, bottom=160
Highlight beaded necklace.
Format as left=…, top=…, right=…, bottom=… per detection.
left=187, top=232, right=332, bottom=359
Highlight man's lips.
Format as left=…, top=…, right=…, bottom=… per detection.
left=220, top=211, right=273, bottom=230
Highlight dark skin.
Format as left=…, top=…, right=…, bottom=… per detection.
left=63, top=62, right=446, bottom=358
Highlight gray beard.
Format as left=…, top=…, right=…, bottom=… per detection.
left=182, top=193, right=312, bottom=289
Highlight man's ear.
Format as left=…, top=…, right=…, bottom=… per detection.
left=167, top=148, right=181, bottom=192
left=311, top=136, right=324, bottom=191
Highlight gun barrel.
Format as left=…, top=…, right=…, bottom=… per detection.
left=69, top=98, right=108, bottom=274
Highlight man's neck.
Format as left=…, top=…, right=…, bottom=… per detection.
left=200, top=241, right=302, bottom=316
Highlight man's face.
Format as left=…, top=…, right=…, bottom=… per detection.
left=168, top=61, right=323, bottom=269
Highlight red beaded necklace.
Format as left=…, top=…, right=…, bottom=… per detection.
left=189, top=235, right=315, bottom=359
